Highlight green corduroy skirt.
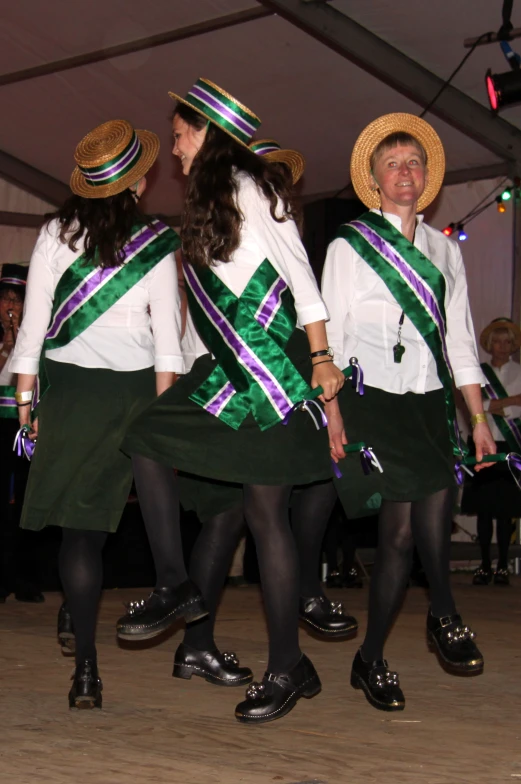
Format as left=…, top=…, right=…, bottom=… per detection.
left=21, top=359, right=155, bottom=533
left=122, top=330, right=331, bottom=502
left=333, top=385, right=456, bottom=518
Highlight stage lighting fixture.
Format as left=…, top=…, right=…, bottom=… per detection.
left=486, top=68, right=521, bottom=111
left=457, top=224, right=468, bottom=241
left=442, top=223, right=455, bottom=237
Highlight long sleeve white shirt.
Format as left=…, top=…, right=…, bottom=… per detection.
left=181, top=171, right=328, bottom=371
left=0, top=347, right=15, bottom=385
left=10, top=219, right=185, bottom=375
left=482, top=359, right=521, bottom=440
left=321, top=210, right=485, bottom=394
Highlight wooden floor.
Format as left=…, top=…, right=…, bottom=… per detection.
left=1, top=576, right=520, bottom=784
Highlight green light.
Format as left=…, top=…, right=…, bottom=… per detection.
left=501, top=188, right=512, bottom=201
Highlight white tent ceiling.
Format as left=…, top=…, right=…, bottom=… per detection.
left=1, top=0, right=520, bottom=217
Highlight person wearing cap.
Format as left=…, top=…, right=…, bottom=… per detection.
left=118, top=78, right=345, bottom=724
left=10, top=119, right=206, bottom=710
left=462, top=317, right=521, bottom=586
left=321, top=113, right=496, bottom=712
left=0, top=264, right=44, bottom=603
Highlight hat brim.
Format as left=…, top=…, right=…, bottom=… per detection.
left=350, top=113, right=445, bottom=213
left=70, top=129, right=160, bottom=199
left=263, top=149, right=305, bottom=184
left=480, top=320, right=521, bottom=353
left=169, top=92, right=252, bottom=150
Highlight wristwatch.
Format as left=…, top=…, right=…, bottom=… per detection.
left=310, top=347, right=334, bottom=359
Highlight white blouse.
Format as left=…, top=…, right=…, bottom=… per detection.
left=182, top=171, right=328, bottom=370
left=482, top=359, right=521, bottom=441
left=321, top=210, right=485, bottom=395
left=10, top=219, right=184, bottom=376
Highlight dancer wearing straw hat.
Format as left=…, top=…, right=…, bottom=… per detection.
left=118, top=78, right=345, bottom=724
left=11, top=119, right=207, bottom=709
left=462, top=317, right=521, bottom=586
left=321, top=113, right=496, bottom=711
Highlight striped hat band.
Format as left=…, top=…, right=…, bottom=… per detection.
left=0, top=277, right=26, bottom=286
left=249, top=140, right=281, bottom=155
left=78, top=131, right=143, bottom=187
left=170, top=78, right=261, bottom=147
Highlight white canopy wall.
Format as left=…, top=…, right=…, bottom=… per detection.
left=0, top=178, right=53, bottom=266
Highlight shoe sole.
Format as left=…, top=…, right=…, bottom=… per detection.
left=58, top=632, right=76, bottom=656
left=69, top=695, right=102, bottom=710
left=235, top=677, right=322, bottom=724
left=117, top=606, right=209, bottom=641
left=299, top=617, right=358, bottom=640
left=350, top=672, right=405, bottom=712
left=427, top=632, right=484, bottom=675
left=173, top=663, right=254, bottom=687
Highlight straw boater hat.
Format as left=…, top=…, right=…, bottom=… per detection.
left=480, top=317, right=521, bottom=353
left=350, top=113, right=446, bottom=213
left=70, top=119, right=160, bottom=199
left=249, top=139, right=305, bottom=184
left=0, top=263, right=27, bottom=296
left=168, top=78, right=261, bottom=148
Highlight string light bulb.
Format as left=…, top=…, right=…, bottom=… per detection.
left=496, top=195, right=507, bottom=213
left=443, top=223, right=455, bottom=237
left=501, top=188, right=512, bottom=201
left=457, top=224, right=468, bottom=241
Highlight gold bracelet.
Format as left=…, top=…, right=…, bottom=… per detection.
left=471, top=413, right=487, bottom=427
left=15, top=390, right=33, bottom=404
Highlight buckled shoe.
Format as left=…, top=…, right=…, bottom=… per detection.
left=427, top=611, right=484, bottom=674
left=68, top=659, right=102, bottom=710
left=116, top=580, right=208, bottom=641
left=472, top=567, right=492, bottom=586
left=173, top=643, right=253, bottom=687
left=494, top=567, right=510, bottom=586
left=299, top=595, right=358, bottom=639
left=235, top=653, right=321, bottom=724
left=350, top=649, right=405, bottom=712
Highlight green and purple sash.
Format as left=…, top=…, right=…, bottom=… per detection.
left=0, top=385, right=16, bottom=419
left=481, top=362, right=521, bottom=451
left=183, top=258, right=311, bottom=431
left=337, top=211, right=467, bottom=460
left=36, top=219, right=179, bottom=402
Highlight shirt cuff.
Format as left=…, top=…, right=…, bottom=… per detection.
left=9, top=356, right=40, bottom=375
left=453, top=366, right=487, bottom=389
left=296, top=301, right=329, bottom=327
left=154, top=355, right=185, bottom=373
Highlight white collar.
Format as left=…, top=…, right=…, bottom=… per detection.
left=369, top=208, right=425, bottom=233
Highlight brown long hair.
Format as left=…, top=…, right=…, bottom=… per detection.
left=175, top=103, right=300, bottom=267
left=45, top=190, right=153, bottom=268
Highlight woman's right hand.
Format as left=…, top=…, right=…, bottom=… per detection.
left=324, top=398, right=348, bottom=461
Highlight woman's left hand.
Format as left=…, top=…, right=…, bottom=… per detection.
left=311, top=361, right=345, bottom=403
left=472, top=422, right=496, bottom=471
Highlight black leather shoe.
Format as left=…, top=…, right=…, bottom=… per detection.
left=343, top=567, right=364, bottom=589
left=116, top=580, right=208, bottom=641
left=299, top=595, right=358, bottom=639
left=173, top=643, right=253, bottom=687
left=427, top=611, right=483, bottom=674
left=494, top=567, right=510, bottom=586
left=472, top=567, right=492, bottom=586
left=350, top=649, right=405, bottom=712
left=235, top=653, right=321, bottom=724
left=68, top=659, right=102, bottom=710
left=57, top=601, right=75, bottom=656
left=14, top=582, right=45, bottom=603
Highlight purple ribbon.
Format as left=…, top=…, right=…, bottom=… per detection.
left=359, top=446, right=383, bottom=476
left=349, top=357, right=364, bottom=396
left=331, top=459, right=343, bottom=479
left=13, top=425, right=36, bottom=461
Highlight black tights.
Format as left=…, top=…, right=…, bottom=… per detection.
left=362, top=487, right=456, bottom=662
left=291, top=481, right=338, bottom=596
left=477, top=515, right=513, bottom=570
left=131, top=455, right=188, bottom=587
left=184, top=484, right=299, bottom=674
left=59, top=529, right=108, bottom=666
